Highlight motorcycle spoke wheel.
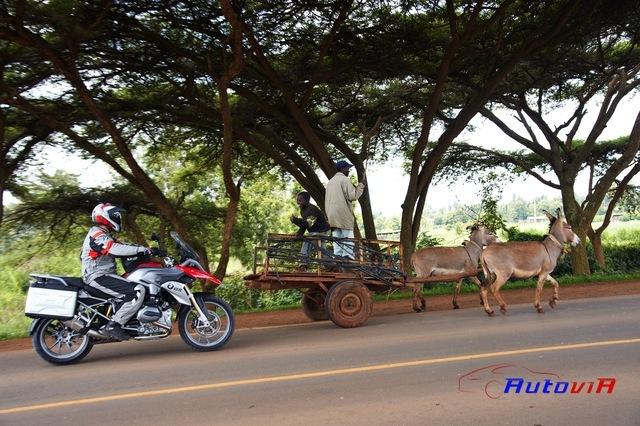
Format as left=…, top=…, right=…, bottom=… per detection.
left=33, top=319, right=93, bottom=365
left=178, top=295, right=234, bottom=351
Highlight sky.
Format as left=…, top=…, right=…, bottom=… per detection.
left=5, top=92, right=639, bottom=218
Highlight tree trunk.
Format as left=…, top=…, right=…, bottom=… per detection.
left=570, top=227, right=591, bottom=276
left=211, top=0, right=245, bottom=286
left=588, top=227, right=606, bottom=269
left=214, top=187, right=241, bottom=281
left=357, top=184, right=377, bottom=240
left=400, top=188, right=418, bottom=271
left=561, top=185, right=592, bottom=276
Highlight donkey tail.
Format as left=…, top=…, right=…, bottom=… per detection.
left=480, top=254, right=496, bottom=287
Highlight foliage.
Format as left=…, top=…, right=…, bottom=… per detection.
left=0, top=241, right=81, bottom=340
left=618, top=185, right=640, bottom=217
left=505, top=227, right=545, bottom=241
left=477, top=174, right=508, bottom=233
left=415, top=232, right=444, bottom=250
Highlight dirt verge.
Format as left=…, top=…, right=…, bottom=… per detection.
left=3, top=280, right=639, bottom=353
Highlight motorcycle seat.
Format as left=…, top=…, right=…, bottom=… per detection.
left=58, top=276, right=87, bottom=289
left=57, top=277, right=107, bottom=299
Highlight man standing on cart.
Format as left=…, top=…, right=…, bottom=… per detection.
left=325, top=160, right=365, bottom=260
left=290, top=191, right=330, bottom=269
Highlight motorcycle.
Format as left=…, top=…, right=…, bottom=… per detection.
left=25, top=231, right=234, bottom=365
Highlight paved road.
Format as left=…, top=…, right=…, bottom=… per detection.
left=1, top=295, right=639, bottom=425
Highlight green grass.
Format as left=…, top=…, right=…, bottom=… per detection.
left=0, top=249, right=81, bottom=340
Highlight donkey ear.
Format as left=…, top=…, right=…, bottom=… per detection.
left=556, top=208, right=562, bottom=219
left=542, top=209, right=555, bottom=221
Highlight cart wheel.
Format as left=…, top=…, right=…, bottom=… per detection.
left=301, top=289, right=329, bottom=321
left=326, top=280, right=372, bottom=328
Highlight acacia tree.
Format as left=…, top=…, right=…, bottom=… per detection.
left=0, top=2, right=208, bottom=257
left=387, top=0, right=613, bottom=267
left=0, top=42, right=55, bottom=225
left=208, top=0, right=617, bottom=270
left=470, top=29, right=640, bottom=273
left=441, top=130, right=640, bottom=272
left=0, top=105, right=48, bottom=226
left=2, top=0, right=633, bottom=275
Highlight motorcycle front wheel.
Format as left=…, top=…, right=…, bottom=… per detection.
left=178, top=294, right=234, bottom=351
left=33, top=319, right=93, bottom=365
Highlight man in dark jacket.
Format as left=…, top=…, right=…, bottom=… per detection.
left=290, top=192, right=330, bottom=266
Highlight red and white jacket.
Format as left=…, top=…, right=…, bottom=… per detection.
left=81, top=225, right=147, bottom=283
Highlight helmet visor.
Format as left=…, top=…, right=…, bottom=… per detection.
left=111, top=211, right=122, bottom=226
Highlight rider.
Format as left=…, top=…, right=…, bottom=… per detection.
left=81, top=203, right=151, bottom=341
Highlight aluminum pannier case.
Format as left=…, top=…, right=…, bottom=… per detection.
left=25, top=277, right=78, bottom=320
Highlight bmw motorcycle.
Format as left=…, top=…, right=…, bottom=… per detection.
left=25, top=231, right=234, bottom=365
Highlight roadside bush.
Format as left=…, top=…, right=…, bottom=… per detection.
left=603, top=245, right=640, bottom=272
left=505, top=226, right=545, bottom=241
left=215, top=273, right=301, bottom=311
left=0, top=268, right=31, bottom=339
left=504, top=226, right=640, bottom=275
left=415, top=232, right=444, bottom=249
left=215, top=273, right=262, bottom=311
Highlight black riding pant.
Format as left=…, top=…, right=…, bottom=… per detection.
left=86, top=274, right=145, bottom=325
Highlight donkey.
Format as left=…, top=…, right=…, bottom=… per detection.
left=479, top=208, right=580, bottom=316
left=411, top=224, right=498, bottom=312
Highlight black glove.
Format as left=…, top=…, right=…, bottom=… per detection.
left=138, top=247, right=152, bottom=256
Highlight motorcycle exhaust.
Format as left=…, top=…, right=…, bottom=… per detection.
left=63, top=318, right=109, bottom=340
left=87, top=330, right=108, bottom=339
left=62, top=318, right=86, bottom=331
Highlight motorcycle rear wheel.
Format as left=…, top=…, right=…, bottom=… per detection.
left=178, top=294, right=234, bottom=351
left=33, top=319, right=93, bottom=365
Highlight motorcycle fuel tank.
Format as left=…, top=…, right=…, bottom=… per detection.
left=126, top=267, right=185, bottom=286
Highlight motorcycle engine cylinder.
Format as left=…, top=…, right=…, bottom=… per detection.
left=137, top=305, right=162, bottom=323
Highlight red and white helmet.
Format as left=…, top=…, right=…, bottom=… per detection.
left=91, top=203, right=124, bottom=232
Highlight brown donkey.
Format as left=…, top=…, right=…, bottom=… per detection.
left=480, top=208, right=580, bottom=316
left=411, top=225, right=498, bottom=312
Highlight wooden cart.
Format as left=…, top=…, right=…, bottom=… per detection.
left=244, top=234, right=475, bottom=328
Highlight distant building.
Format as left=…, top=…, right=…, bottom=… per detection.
left=525, top=215, right=548, bottom=223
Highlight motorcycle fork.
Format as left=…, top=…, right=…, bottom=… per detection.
left=185, top=288, right=211, bottom=327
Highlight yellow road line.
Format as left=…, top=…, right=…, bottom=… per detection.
left=2, top=337, right=639, bottom=415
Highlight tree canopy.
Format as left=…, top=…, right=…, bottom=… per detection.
left=1, top=0, right=639, bottom=275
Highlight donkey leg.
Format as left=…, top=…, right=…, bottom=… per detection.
left=547, top=275, right=560, bottom=308
left=475, top=277, right=494, bottom=316
left=452, top=279, right=463, bottom=309
left=412, top=284, right=425, bottom=312
left=470, top=276, right=484, bottom=306
left=534, top=274, right=547, bottom=313
left=490, top=276, right=509, bottom=314
left=480, top=285, right=494, bottom=316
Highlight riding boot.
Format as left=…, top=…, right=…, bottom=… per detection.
left=103, top=321, right=130, bottom=341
